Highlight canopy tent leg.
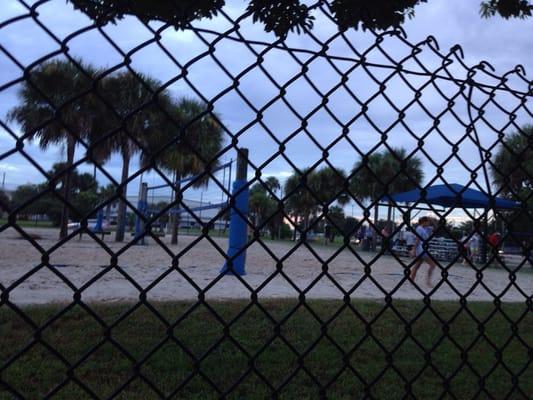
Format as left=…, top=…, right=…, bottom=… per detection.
left=480, top=212, right=488, bottom=264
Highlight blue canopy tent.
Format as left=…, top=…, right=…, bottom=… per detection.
left=381, top=183, right=521, bottom=210
left=380, top=183, right=521, bottom=263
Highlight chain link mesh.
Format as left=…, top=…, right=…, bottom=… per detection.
left=1, top=0, right=532, bottom=398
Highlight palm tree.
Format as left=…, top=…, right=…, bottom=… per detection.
left=490, top=125, right=533, bottom=241
left=309, top=165, right=350, bottom=234
left=263, top=176, right=283, bottom=238
left=98, top=183, right=118, bottom=226
left=350, top=152, right=386, bottom=230
left=284, top=168, right=318, bottom=238
left=310, top=166, right=350, bottom=205
left=249, top=184, right=275, bottom=227
left=90, top=71, right=172, bottom=242
left=382, top=148, right=424, bottom=229
left=490, top=124, right=533, bottom=198
left=8, top=59, right=100, bottom=238
left=248, top=177, right=284, bottom=238
left=143, top=98, right=225, bottom=244
left=325, top=205, right=346, bottom=243
left=351, top=147, right=423, bottom=248
left=264, top=176, right=281, bottom=194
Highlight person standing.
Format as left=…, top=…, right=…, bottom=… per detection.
left=324, top=224, right=331, bottom=245
left=469, top=232, right=480, bottom=263
left=460, top=233, right=471, bottom=264
left=365, top=226, right=373, bottom=251
left=487, top=232, right=502, bottom=258
left=381, top=226, right=390, bottom=252
left=357, top=226, right=365, bottom=246
left=409, top=216, right=437, bottom=286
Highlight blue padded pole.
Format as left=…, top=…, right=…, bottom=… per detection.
left=221, top=149, right=249, bottom=276
left=93, top=208, right=104, bottom=232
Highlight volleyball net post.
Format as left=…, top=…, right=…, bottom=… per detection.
left=220, top=148, right=249, bottom=276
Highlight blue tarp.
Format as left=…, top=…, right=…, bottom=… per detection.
left=381, top=183, right=521, bottom=210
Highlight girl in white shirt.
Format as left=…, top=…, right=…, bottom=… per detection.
left=409, top=216, right=437, bottom=286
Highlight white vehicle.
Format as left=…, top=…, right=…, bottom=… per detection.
left=67, top=219, right=99, bottom=230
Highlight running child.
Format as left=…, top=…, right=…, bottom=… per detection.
left=409, top=216, right=437, bottom=286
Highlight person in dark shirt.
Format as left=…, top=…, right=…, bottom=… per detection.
left=324, top=224, right=331, bottom=245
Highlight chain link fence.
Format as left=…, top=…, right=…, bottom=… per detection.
left=1, top=0, right=532, bottom=398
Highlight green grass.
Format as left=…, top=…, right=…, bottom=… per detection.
left=1, top=299, right=531, bottom=399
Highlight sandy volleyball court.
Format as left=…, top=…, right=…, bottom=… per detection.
left=1, top=227, right=532, bottom=305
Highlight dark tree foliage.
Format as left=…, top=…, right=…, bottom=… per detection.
left=343, top=216, right=359, bottom=237
left=67, top=0, right=532, bottom=37
left=67, top=0, right=224, bottom=29
left=0, top=190, right=9, bottom=218
left=490, top=125, right=533, bottom=241
left=480, top=0, right=532, bottom=18
left=247, top=0, right=314, bottom=36
left=8, top=165, right=100, bottom=225
left=331, top=0, right=422, bottom=31
left=9, top=184, right=49, bottom=220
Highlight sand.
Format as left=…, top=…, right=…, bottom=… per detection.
left=1, top=227, right=532, bottom=305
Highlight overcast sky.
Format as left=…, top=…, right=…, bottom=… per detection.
left=0, top=0, right=532, bottom=221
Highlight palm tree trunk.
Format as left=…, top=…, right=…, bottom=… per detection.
left=292, top=214, right=298, bottom=241
left=59, top=136, right=76, bottom=239
left=170, top=180, right=181, bottom=245
left=105, top=203, right=112, bottom=227
left=115, top=150, right=130, bottom=242
left=304, top=212, right=311, bottom=241
left=387, top=204, right=393, bottom=234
